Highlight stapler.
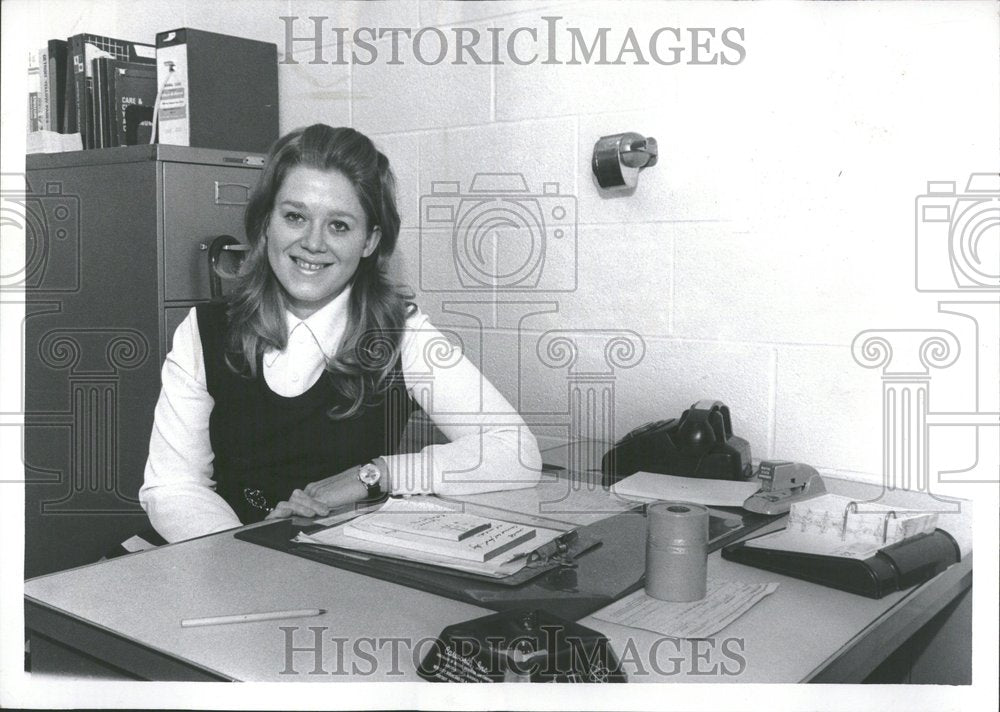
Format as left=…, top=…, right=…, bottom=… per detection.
left=742, top=460, right=826, bottom=514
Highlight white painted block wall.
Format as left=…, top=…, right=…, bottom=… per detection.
left=25, top=0, right=998, bottom=485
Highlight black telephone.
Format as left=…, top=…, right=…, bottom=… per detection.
left=601, top=400, right=753, bottom=487
left=417, top=608, right=626, bottom=682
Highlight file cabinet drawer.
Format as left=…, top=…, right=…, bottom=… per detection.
left=162, top=163, right=260, bottom=301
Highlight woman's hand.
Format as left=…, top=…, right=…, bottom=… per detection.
left=264, top=465, right=369, bottom=520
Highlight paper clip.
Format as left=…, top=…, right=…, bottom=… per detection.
left=841, top=501, right=859, bottom=540
left=524, top=531, right=579, bottom=569
left=882, top=511, right=897, bottom=544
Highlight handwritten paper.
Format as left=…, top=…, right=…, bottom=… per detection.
left=612, top=471, right=760, bottom=507
left=350, top=498, right=492, bottom=541
left=743, top=493, right=938, bottom=560
left=593, top=581, right=780, bottom=638
left=345, top=515, right=534, bottom=562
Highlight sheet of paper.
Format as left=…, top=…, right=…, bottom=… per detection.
left=611, top=471, right=760, bottom=507
left=447, top=477, right=637, bottom=524
left=593, top=581, right=780, bottom=639
left=743, top=493, right=939, bottom=559
left=121, top=534, right=158, bottom=553
left=742, top=528, right=883, bottom=560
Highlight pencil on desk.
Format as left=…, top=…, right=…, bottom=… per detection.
left=181, top=608, right=326, bottom=627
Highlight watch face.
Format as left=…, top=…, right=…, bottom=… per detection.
left=358, top=464, right=381, bottom=486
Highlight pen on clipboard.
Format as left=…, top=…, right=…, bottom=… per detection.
left=181, top=608, right=326, bottom=628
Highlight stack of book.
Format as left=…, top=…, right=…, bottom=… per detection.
left=294, top=497, right=565, bottom=578
left=27, top=28, right=279, bottom=154
left=343, top=504, right=537, bottom=563
left=28, top=33, right=156, bottom=150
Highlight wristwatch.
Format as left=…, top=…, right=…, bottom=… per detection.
left=357, top=461, right=384, bottom=501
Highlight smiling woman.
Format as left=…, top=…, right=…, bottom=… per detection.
left=267, top=167, right=380, bottom=319
left=139, top=124, right=542, bottom=543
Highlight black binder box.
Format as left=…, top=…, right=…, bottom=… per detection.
left=721, top=529, right=961, bottom=599
left=155, top=28, right=278, bottom=153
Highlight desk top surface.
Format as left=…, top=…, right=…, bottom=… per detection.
left=24, top=472, right=973, bottom=683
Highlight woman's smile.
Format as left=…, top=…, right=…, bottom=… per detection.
left=292, top=257, right=333, bottom=272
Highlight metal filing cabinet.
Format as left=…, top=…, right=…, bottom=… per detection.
left=22, top=145, right=263, bottom=578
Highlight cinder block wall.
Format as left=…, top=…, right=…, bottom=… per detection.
left=29, top=1, right=997, bottom=482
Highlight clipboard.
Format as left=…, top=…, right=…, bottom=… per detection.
left=237, top=516, right=599, bottom=588
left=235, top=503, right=779, bottom=621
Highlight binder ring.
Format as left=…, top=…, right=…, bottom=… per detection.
left=882, top=511, right=898, bottom=544
left=841, top=501, right=859, bottom=540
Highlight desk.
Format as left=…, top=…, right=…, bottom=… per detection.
left=24, top=473, right=972, bottom=683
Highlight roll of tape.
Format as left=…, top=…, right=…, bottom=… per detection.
left=645, top=501, right=709, bottom=602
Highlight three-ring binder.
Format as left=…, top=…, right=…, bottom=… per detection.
left=723, top=519, right=961, bottom=599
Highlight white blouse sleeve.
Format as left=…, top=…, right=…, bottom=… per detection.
left=138, top=307, right=241, bottom=542
left=382, top=310, right=542, bottom=496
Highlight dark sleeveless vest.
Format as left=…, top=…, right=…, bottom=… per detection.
left=196, top=303, right=415, bottom=524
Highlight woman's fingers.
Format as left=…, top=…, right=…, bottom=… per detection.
left=264, top=502, right=294, bottom=520
left=265, top=490, right=330, bottom=519
left=290, top=489, right=331, bottom=516
left=304, top=475, right=336, bottom=499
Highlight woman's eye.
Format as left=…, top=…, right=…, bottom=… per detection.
left=330, top=221, right=350, bottom=233
left=284, top=212, right=305, bottom=223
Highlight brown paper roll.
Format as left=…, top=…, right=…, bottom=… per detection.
left=645, top=501, right=709, bottom=602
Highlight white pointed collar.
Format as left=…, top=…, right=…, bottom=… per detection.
left=263, top=285, right=352, bottom=367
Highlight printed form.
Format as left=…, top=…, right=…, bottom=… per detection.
left=594, top=581, right=780, bottom=638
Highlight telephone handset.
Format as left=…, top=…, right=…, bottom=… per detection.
left=601, top=400, right=754, bottom=487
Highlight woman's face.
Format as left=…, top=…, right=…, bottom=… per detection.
left=266, top=166, right=380, bottom=319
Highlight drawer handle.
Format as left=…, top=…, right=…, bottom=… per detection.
left=214, top=181, right=251, bottom=206
left=207, top=235, right=246, bottom=299
left=199, top=243, right=250, bottom=252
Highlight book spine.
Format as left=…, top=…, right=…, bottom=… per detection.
left=27, top=50, right=41, bottom=133
left=104, top=62, right=115, bottom=147
left=109, top=67, right=124, bottom=147
left=68, top=35, right=89, bottom=144
left=61, top=40, right=75, bottom=133
left=83, top=52, right=100, bottom=150
left=91, top=58, right=103, bottom=149
left=39, top=48, right=51, bottom=131
left=48, top=40, right=67, bottom=133
left=95, top=58, right=116, bottom=149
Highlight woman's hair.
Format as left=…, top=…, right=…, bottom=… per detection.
left=226, top=124, right=411, bottom=418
